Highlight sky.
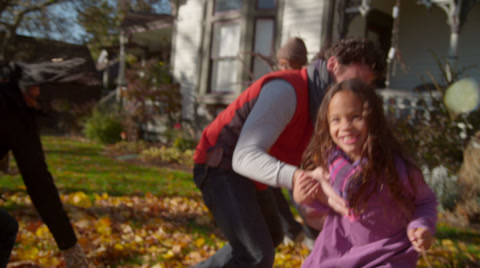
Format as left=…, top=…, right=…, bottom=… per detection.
left=20, top=0, right=171, bottom=45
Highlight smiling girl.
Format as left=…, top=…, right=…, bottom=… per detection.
left=299, top=79, right=438, bottom=267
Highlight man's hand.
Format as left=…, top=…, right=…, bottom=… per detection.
left=407, top=227, right=434, bottom=252
left=292, top=170, right=320, bottom=205
left=293, top=167, right=348, bottom=216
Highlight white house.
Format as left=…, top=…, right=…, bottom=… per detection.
left=169, top=0, right=479, bottom=129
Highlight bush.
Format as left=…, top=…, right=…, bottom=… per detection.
left=422, top=165, right=461, bottom=211
left=83, top=107, right=123, bottom=144
left=164, top=122, right=197, bottom=151
left=51, top=99, right=96, bottom=135
left=140, top=146, right=194, bottom=167
left=122, top=60, right=182, bottom=140
left=391, top=55, right=479, bottom=213
left=105, top=140, right=148, bottom=156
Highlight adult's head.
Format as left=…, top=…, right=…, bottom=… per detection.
left=276, top=37, right=308, bottom=70
left=323, top=38, right=384, bottom=85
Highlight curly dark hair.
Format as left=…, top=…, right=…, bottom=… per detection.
left=316, top=38, right=385, bottom=77
left=301, top=79, right=418, bottom=216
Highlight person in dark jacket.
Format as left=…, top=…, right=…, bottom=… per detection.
left=0, top=60, right=88, bottom=267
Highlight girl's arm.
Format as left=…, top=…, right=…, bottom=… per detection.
left=407, top=167, right=437, bottom=232
left=407, top=167, right=438, bottom=251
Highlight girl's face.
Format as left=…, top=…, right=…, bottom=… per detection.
left=327, top=89, right=368, bottom=161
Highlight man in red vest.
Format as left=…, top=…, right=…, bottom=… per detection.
left=193, top=38, right=385, bottom=268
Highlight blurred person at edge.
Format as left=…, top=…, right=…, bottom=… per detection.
left=192, top=38, right=384, bottom=268
left=0, top=60, right=89, bottom=268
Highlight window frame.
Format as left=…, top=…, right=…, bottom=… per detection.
left=197, top=0, right=279, bottom=105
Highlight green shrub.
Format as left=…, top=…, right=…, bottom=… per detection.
left=83, top=108, right=123, bottom=144
left=140, top=146, right=194, bottom=167
left=391, top=55, right=479, bottom=211
left=105, top=140, right=147, bottom=155
left=164, top=123, right=197, bottom=151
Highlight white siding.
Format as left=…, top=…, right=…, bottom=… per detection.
left=456, top=4, right=480, bottom=84
left=280, top=0, right=329, bottom=61
left=171, top=0, right=205, bottom=121
left=389, top=1, right=480, bottom=90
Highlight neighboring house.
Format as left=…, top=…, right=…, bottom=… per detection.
left=170, top=0, right=479, bottom=130
left=1, top=34, right=102, bottom=131
left=98, top=12, right=174, bottom=94
left=97, top=11, right=176, bottom=141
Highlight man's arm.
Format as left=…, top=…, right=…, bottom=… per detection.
left=232, top=79, right=298, bottom=189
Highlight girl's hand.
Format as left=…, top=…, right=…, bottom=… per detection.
left=407, top=227, right=433, bottom=252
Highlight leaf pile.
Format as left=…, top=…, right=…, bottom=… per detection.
left=3, top=191, right=311, bottom=267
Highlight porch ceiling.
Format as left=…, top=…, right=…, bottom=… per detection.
left=127, top=26, right=172, bottom=56
left=121, top=12, right=174, bottom=57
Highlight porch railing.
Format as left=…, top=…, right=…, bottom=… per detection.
left=376, top=88, right=441, bottom=121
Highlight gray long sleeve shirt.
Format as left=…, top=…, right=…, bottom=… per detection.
left=232, top=60, right=330, bottom=190
left=232, top=79, right=298, bottom=190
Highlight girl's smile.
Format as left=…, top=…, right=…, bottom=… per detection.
left=327, top=90, right=368, bottom=161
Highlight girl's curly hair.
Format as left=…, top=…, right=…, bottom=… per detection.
left=302, top=79, right=418, bottom=215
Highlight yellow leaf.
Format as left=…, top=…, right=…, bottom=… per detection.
left=441, top=239, right=458, bottom=252
left=134, top=235, right=144, bottom=243
left=35, top=225, right=49, bottom=238
left=195, top=238, right=205, bottom=247
left=95, top=217, right=112, bottom=235
left=114, top=243, right=124, bottom=251
left=70, top=191, right=92, bottom=208
left=163, top=250, right=175, bottom=259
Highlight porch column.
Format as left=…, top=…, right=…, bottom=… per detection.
left=418, top=0, right=478, bottom=82
left=117, top=30, right=127, bottom=102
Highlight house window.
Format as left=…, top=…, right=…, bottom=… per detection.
left=199, top=1, right=278, bottom=104
left=215, top=0, right=242, bottom=14
left=211, top=20, right=241, bottom=93
left=257, top=0, right=276, bottom=9
left=252, top=18, right=275, bottom=79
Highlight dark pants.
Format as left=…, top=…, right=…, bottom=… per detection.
left=193, top=164, right=284, bottom=268
left=0, top=94, right=77, bottom=250
left=0, top=209, right=18, bottom=268
left=268, top=187, right=303, bottom=240
left=288, top=190, right=320, bottom=240
left=270, top=187, right=320, bottom=241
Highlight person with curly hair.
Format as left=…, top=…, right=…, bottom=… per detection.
left=192, top=38, right=385, bottom=268
left=298, top=79, right=437, bottom=267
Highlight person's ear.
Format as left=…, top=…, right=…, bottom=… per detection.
left=326, top=56, right=337, bottom=73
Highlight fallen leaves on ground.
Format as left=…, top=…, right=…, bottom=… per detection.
left=3, top=191, right=312, bottom=267
left=5, top=191, right=480, bottom=267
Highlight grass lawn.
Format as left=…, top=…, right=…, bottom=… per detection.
left=0, top=136, right=196, bottom=197
left=0, top=136, right=479, bottom=267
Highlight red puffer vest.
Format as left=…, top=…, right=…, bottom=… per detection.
left=194, top=68, right=313, bottom=190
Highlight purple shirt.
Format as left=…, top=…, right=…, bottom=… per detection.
left=302, top=151, right=438, bottom=268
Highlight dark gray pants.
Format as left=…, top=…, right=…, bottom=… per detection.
left=193, top=164, right=284, bottom=268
